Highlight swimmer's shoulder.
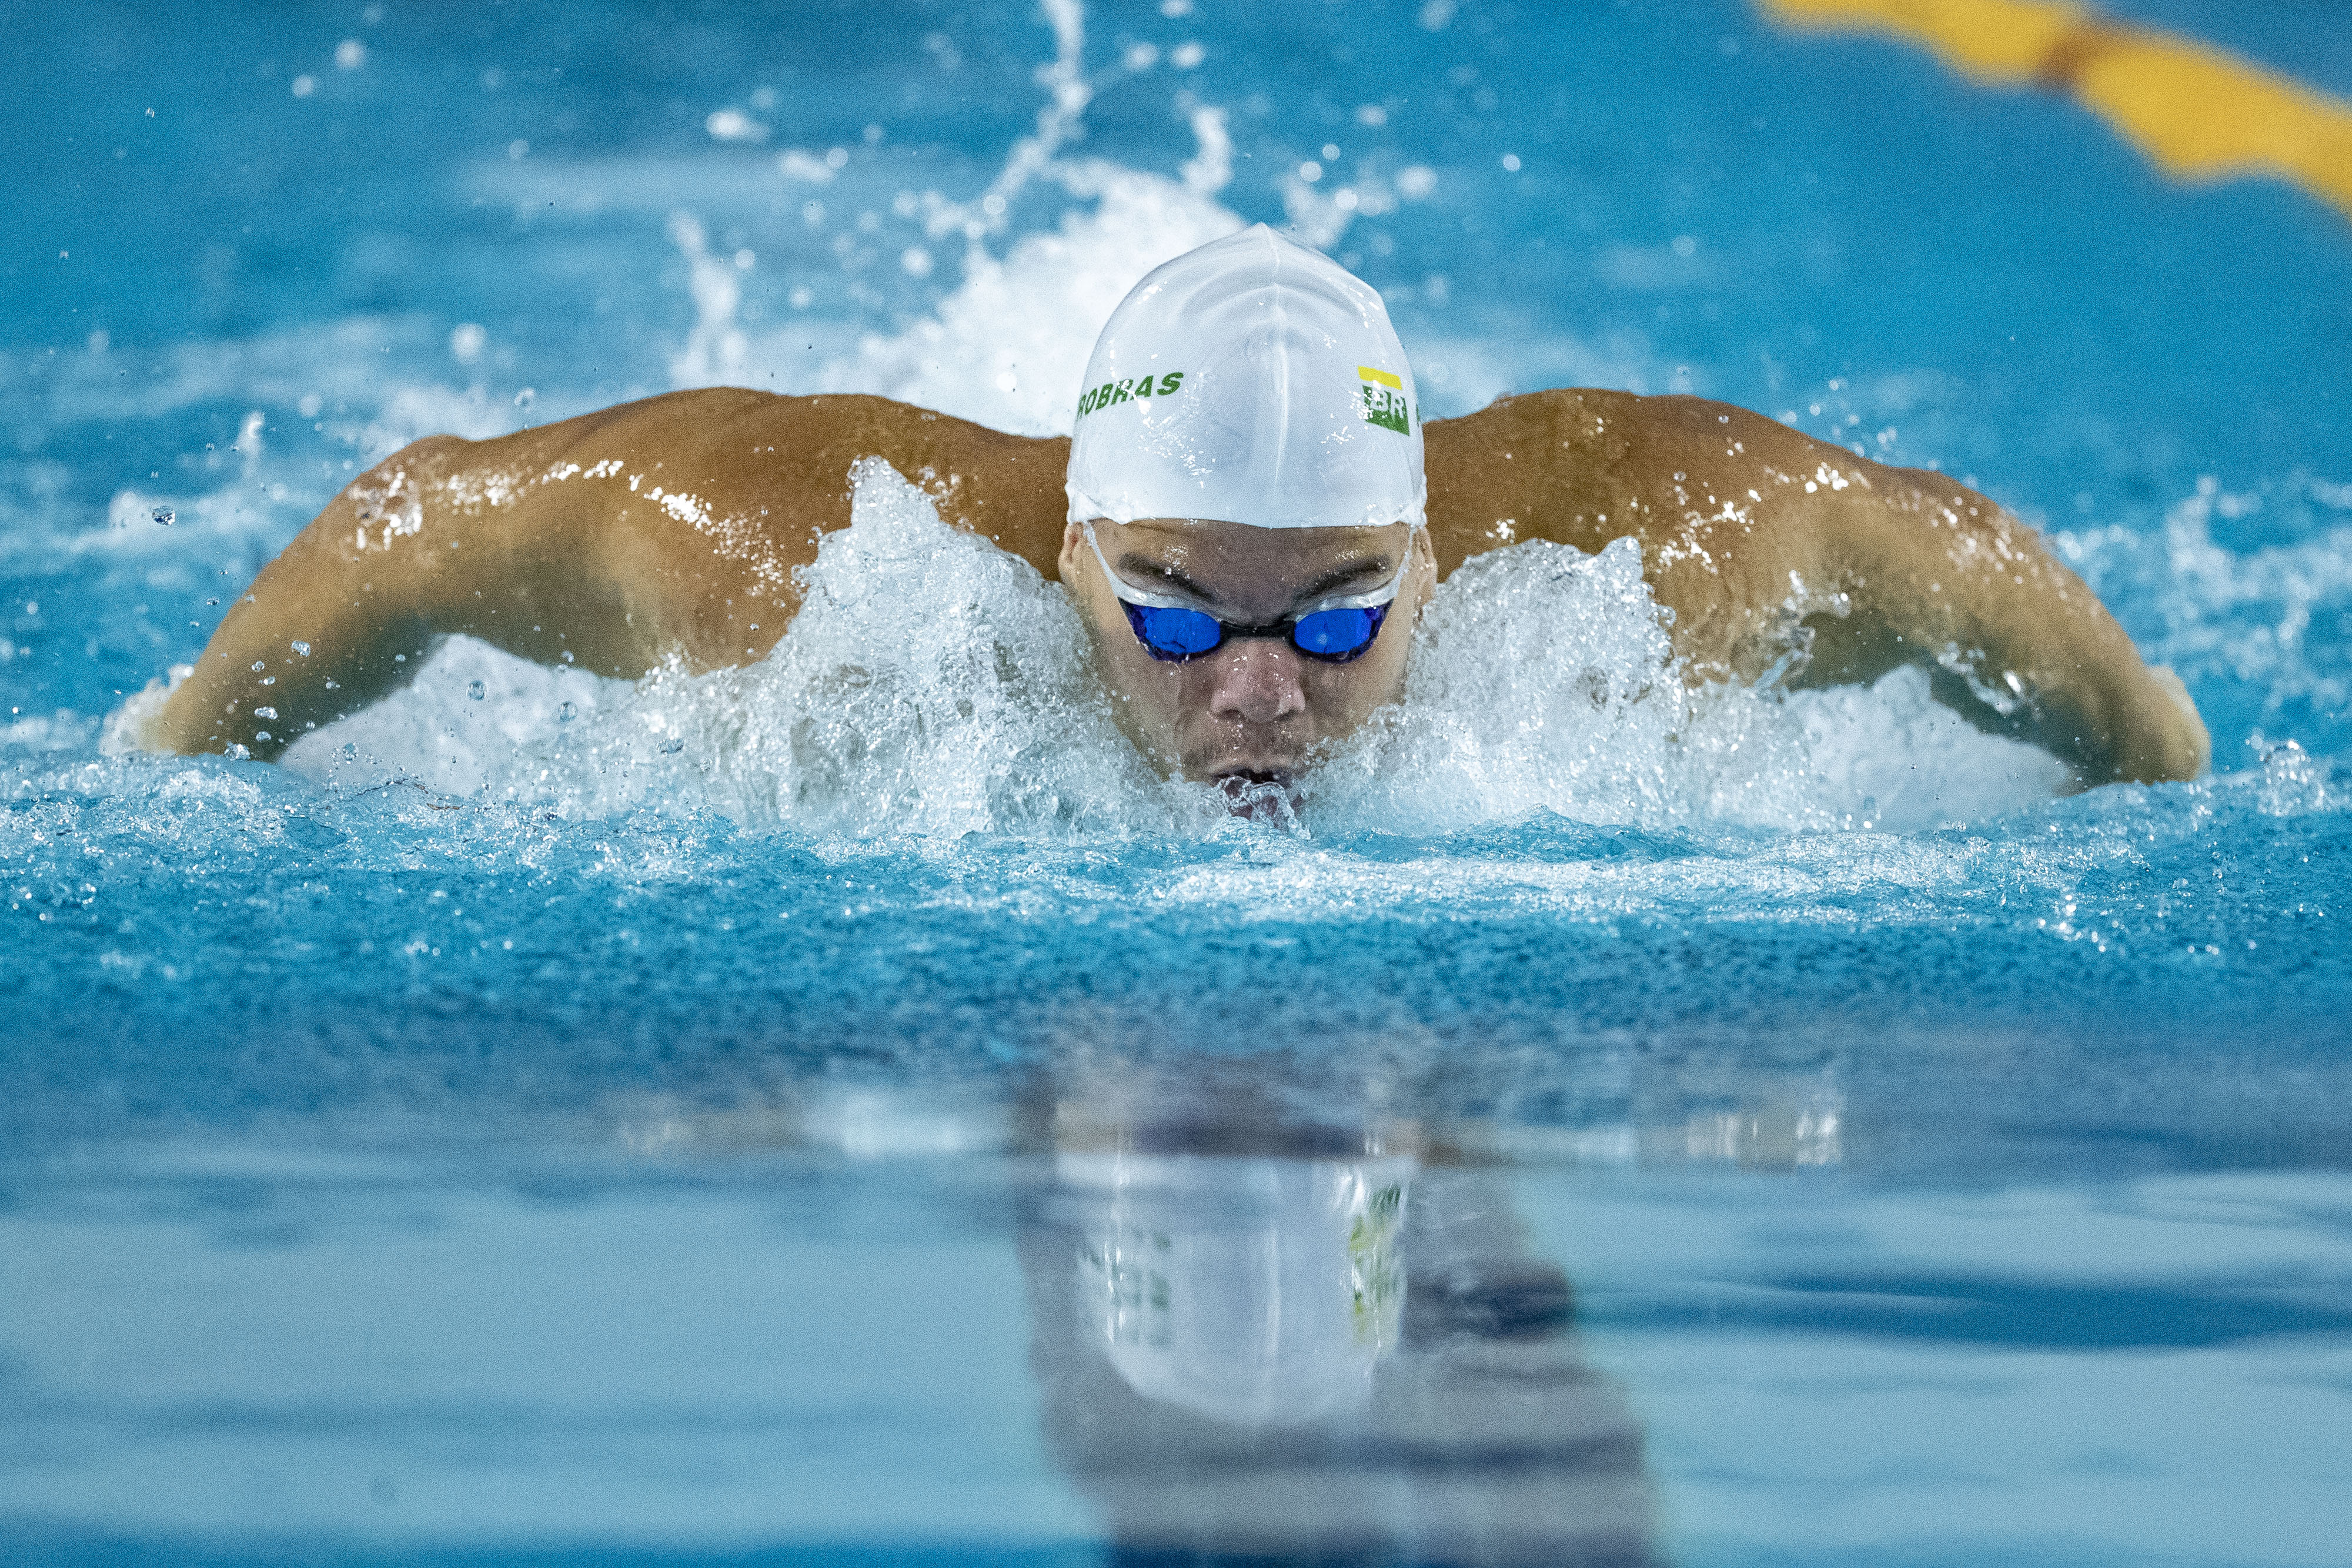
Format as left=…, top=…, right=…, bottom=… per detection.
left=676, top=390, right=1070, bottom=567
left=435, top=386, right=1047, bottom=465
left=1429, top=388, right=1885, bottom=514
left=1424, top=388, right=1661, bottom=561
left=1425, top=387, right=1892, bottom=571
left=1441, top=387, right=1825, bottom=466
left=450, top=388, right=1068, bottom=572
left=408, top=386, right=1056, bottom=518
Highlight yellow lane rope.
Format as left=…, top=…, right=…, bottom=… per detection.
left=1759, top=0, right=2352, bottom=225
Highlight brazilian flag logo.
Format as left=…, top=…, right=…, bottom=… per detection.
left=1358, top=365, right=1411, bottom=434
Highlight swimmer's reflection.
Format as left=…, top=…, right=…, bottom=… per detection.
left=1021, top=1078, right=1662, bottom=1567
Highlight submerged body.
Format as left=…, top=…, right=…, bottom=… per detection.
left=144, top=385, right=2207, bottom=787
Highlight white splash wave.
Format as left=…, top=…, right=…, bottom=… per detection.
left=284, top=463, right=2069, bottom=837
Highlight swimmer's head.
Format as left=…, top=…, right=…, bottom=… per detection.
left=1058, top=225, right=1435, bottom=790
left=1064, top=223, right=1425, bottom=533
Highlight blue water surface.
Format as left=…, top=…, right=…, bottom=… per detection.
left=4, top=2, right=2350, bottom=1564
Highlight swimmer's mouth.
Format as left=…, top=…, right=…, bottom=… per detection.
left=1210, top=768, right=1299, bottom=821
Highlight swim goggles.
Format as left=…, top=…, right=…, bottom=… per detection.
left=1084, top=524, right=1411, bottom=664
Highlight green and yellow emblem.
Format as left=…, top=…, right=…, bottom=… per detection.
left=1358, top=365, right=1411, bottom=434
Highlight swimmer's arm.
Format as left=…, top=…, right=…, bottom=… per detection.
left=1798, top=457, right=2210, bottom=784
left=1428, top=391, right=2207, bottom=785
left=144, top=427, right=654, bottom=760
left=1633, top=396, right=2210, bottom=785
left=146, top=390, right=1074, bottom=760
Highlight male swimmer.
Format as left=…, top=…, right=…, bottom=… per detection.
left=139, top=225, right=2209, bottom=790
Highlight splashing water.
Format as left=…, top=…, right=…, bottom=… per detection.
left=272, top=462, right=2066, bottom=839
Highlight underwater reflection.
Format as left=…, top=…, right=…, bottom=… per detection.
left=1022, top=1072, right=1662, bottom=1567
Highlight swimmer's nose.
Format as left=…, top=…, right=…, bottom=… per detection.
left=1204, top=640, right=1309, bottom=726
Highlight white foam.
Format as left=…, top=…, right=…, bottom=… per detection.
left=1308, top=538, right=2069, bottom=834
left=657, top=0, right=1252, bottom=437
left=2058, top=476, right=2352, bottom=745
left=803, top=163, right=1244, bottom=436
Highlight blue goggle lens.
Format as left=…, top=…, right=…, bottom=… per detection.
left=1125, top=603, right=1225, bottom=658
left=1292, top=606, right=1382, bottom=658
left=1121, top=602, right=1386, bottom=664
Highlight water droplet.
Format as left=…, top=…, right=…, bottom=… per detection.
left=255, top=706, right=278, bottom=720
left=255, top=730, right=271, bottom=741
left=467, top=679, right=486, bottom=701
left=291, top=640, right=311, bottom=656
left=658, top=736, right=684, bottom=754
left=251, top=660, right=266, bottom=672
left=341, top=741, right=356, bottom=760
left=151, top=507, right=175, bottom=526
left=557, top=701, right=577, bottom=723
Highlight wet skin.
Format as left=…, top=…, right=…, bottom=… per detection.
left=1058, top=519, right=1436, bottom=784
left=143, top=386, right=2210, bottom=786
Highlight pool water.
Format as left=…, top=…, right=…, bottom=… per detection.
left=4, top=2, right=2350, bottom=1564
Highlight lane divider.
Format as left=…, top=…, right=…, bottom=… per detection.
left=1759, top=0, right=2352, bottom=225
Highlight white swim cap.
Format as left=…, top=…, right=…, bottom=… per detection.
left=1065, top=225, right=1425, bottom=533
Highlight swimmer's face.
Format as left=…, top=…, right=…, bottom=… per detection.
left=1060, top=517, right=1435, bottom=787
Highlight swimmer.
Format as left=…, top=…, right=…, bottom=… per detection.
left=139, top=225, right=2209, bottom=790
